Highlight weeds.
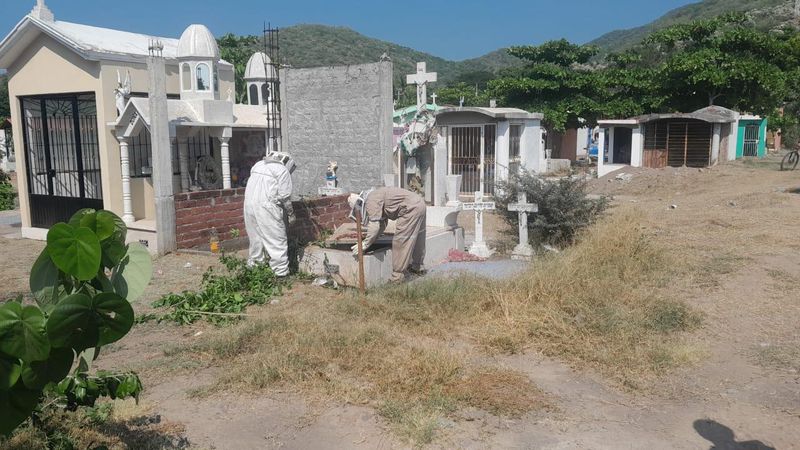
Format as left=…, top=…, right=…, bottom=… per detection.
left=151, top=255, right=282, bottom=325
left=0, top=169, right=14, bottom=211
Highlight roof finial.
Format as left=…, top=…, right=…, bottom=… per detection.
left=31, top=0, right=55, bottom=22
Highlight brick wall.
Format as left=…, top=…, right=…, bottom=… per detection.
left=174, top=188, right=247, bottom=249
left=174, top=189, right=350, bottom=249
left=280, top=61, right=394, bottom=197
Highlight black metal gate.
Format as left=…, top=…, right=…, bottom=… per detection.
left=21, top=94, right=103, bottom=228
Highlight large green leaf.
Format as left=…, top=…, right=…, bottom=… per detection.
left=46, top=293, right=134, bottom=351
left=111, top=243, right=153, bottom=302
left=101, top=238, right=126, bottom=269
left=68, top=208, right=97, bottom=228
left=47, top=223, right=102, bottom=281
left=0, top=355, right=21, bottom=390
left=30, top=249, right=62, bottom=310
left=0, top=381, right=41, bottom=436
left=0, top=302, right=50, bottom=362
left=21, top=347, right=74, bottom=390
left=93, top=293, right=134, bottom=346
left=46, top=294, right=98, bottom=351
left=93, top=211, right=118, bottom=242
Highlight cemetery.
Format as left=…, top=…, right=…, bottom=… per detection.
left=0, top=1, right=799, bottom=449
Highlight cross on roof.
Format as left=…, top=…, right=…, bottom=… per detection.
left=406, top=62, right=437, bottom=109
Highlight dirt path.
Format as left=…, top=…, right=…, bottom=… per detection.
left=1, top=158, right=799, bottom=449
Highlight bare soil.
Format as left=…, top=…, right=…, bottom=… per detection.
left=1, top=157, right=799, bottom=449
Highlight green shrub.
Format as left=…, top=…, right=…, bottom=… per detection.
left=495, top=172, right=609, bottom=247
left=0, top=209, right=151, bottom=436
left=0, top=169, right=14, bottom=211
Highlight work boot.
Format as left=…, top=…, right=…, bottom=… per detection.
left=389, top=272, right=406, bottom=283
left=408, top=265, right=427, bottom=276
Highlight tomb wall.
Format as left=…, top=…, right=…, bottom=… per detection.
left=280, top=61, right=394, bottom=197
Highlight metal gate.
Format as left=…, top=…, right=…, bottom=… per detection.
left=21, top=94, right=103, bottom=228
left=742, top=124, right=759, bottom=157
left=449, top=125, right=496, bottom=195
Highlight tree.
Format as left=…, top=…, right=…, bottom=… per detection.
left=487, top=39, right=606, bottom=131
left=643, top=13, right=796, bottom=115
left=436, top=82, right=489, bottom=107
left=217, top=34, right=262, bottom=104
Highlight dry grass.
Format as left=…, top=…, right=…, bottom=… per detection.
left=477, top=211, right=702, bottom=387
left=168, top=210, right=699, bottom=443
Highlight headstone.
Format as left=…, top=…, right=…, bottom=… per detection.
left=463, top=191, right=496, bottom=258
left=507, top=192, right=538, bottom=261
left=406, top=62, right=437, bottom=109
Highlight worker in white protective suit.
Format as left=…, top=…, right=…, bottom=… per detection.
left=348, top=187, right=426, bottom=283
left=244, top=152, right=296, bottom=277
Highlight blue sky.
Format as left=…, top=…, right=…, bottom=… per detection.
left=2, top=0, right=697, bottom=60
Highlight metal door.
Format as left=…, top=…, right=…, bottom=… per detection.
left=742, top=124, right=759, bottom=157
left=449, top=125, right=496, bottom=195
left=21, top=94, right=103, bottom=228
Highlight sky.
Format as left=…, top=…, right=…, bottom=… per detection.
left=1, top=0, right=699, bottom=60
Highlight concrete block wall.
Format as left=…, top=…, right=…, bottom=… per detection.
left=174, top=188, right=247, bottom=249
left=281, top=61, right=394, bottom=197
left=174, top=190, right=350, bottom=250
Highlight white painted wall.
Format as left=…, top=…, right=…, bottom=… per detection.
left=495, top=121, right=510, bottom=185
left=521, top=119, right=544, bottom=173
left=631, top=125, right=643, bottom=168
left=711, top=123, right=721, bottom=165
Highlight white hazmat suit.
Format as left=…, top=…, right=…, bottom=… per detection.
left=244, top=158, right=293, bottom=276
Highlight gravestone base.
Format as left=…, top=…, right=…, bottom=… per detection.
left=468, top=241, right=494, bottom=259
left=300, top=226, right=464, bottom=288
left=511, top=243, right=534, bottom=261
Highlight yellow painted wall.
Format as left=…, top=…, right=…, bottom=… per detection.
left=9, top=32, right=237, bottom=227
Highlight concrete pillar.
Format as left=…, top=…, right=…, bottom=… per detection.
left=608, top=127, right=616, bottom=164
left=220, top=136, right=231, bottom=189
left=521, top=120, right=544, bottom=174
left=728, top=122, right=738, bottom=161
left=177, top=138, right=189, bottom=192
left=597, top=128, right=606, bottom=178
left=433, top=126, right=448, bottom=206
left=631, top=125, right=644, bottom=168
left=148, top=53, right=177, bottom=255
left=496, top=121, right=511, bottom=186
left=711, top=123, right=721, bottom=165
left=118, top=136, right=135, bottom=224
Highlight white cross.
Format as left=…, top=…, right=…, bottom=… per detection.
left=431, top=92, right=438, bottom=106
left=406, top=62, right=437, bottom=109
left=507, top=192, right=538, bottom=260
left=463, top=191, right=495, bottom=258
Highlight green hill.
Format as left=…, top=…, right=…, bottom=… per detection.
left=590, top=0, right=794, bottom=53
left=272, top=24, right=524, bottom=84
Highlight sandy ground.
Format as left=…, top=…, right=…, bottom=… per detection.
left=1, top=157, right=799, bottom=449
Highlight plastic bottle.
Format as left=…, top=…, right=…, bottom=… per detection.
left=209, top=227, right=220, bottom=254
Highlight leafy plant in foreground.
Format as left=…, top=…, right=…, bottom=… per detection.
left=152, top=255, right=281, bottom=325
left=0, top=209, right=152, bottom=436
left=0, top=169, right=14, bottom=211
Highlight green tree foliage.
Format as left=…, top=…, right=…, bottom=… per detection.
left=488, top=40, right=606, bottom=131
left=217, top=33, right=262, bottom=103
left=0, top=209, right=151, bottom=436
left=643, top=13, right=797, bottom=114
left=0, top=74, right=9, bottom=120
left=436, top=82, right=488, bottom=108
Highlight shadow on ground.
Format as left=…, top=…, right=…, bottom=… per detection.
left=694, top=419, right=775, bottom=450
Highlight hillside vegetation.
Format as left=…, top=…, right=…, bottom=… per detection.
left=591, top=0, right=794, bottom=53
left=242, top=24, right=523, bottom=85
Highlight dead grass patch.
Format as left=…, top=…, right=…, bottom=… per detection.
left=170, top=210, right=699, bottom=442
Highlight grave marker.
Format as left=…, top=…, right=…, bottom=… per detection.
left=463, top=191, right=495, bottom=258
left=507, top=192, right=538, bottom=260
left=406, top=62, right=437, bottom=109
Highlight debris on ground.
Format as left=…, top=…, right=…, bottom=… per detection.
left=615, top=173, right=634, bottom=182
left=670, top=204, right=678, bottom=209
left=447, top=249, right=486, bottom=262
left=312, top=276, right=339, bottom=289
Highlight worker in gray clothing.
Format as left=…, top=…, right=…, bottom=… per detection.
left=348, top=187, right=426, bottom=283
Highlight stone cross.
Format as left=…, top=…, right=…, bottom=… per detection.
left=507, top=192, right=538, bottom=260
left=406, top=62, right=437, bottom=109
left=463, top=191, right=496, bottom=258
left=431, top=92, right=438, bottom=106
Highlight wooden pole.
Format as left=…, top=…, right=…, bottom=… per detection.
left=355, top=211, right=366, bottom=296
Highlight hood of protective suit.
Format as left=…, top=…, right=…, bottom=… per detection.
left=244, top=159, right=293, bottom=206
